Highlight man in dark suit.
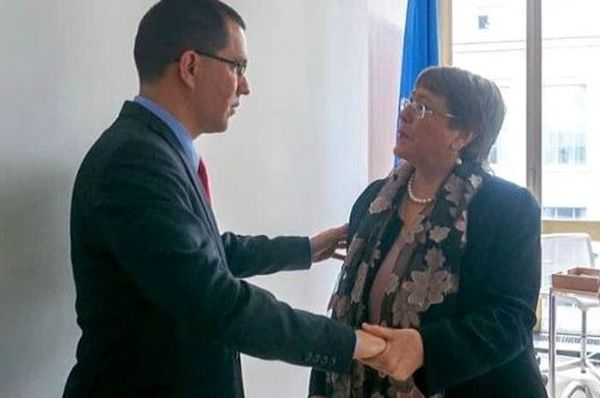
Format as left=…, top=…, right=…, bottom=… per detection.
left=63, top=1, right=385, bottom=397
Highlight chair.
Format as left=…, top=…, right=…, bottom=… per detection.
left=541, top=233, right=600, bottom=397
left=541, top=233, right=596, bottom=292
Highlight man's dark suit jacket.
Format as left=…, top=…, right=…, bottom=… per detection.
left=63, top=102, right=356, bottom=398
left=310, top=175, right=548, bottom=397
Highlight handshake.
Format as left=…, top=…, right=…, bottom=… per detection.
left=311, top=226, right=425, bottom=382
left=352, top=323, right=424, bottom=382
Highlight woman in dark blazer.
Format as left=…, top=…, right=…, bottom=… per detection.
left=309, top=66, right=547, bottom=397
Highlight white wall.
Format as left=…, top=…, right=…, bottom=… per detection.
left=367, top=0, right=406, bottom=181
left=203, top=1, right=403, bottom=397
left=0, top=2, right=154, bottom=397
left=202, top=1, right=369, bottom=396
left=0, top=1, right=402, bottom=397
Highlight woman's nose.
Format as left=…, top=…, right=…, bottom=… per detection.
left=398, top=107, right=413, bottom=125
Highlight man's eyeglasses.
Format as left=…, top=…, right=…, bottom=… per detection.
left=399, top=97, right=457, bottom=120
left=192, top=50, right=247, bottom=77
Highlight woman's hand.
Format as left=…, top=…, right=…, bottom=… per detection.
left=358, top=323, right=424, bottom=381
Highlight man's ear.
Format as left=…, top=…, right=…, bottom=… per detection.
left=177, top=50, right=197, bottom=88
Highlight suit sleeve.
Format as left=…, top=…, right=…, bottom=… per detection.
left=95, top=140, right=356, bottom=373
left=221, top=232, right=312, bottom=278
left=308, top=368, right=327, bottom=397
left=413, top=186, right=541, bottom=395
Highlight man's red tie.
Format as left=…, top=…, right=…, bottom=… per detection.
left=197, top=159, right=211, bottom=204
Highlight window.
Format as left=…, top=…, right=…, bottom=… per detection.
left=449, top=0, right=600, bottom=341
left=543, top=207, right=587, bottom=220
left=541, top=0, right=600, bottom=222
left=478, top=15, right=490, bottom=30
left=452, top=1, right=526, bottom=186
left=451, top=0, right=600, bottom=222
left=488, top=145, right=498, bottom=164
left=543, top=85, right=587, bottom=166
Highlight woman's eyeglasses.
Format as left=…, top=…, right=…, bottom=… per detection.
left=399, top=97, right=457, bottom=120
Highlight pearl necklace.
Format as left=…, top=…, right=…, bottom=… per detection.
left=407, top=175, right=434, bottom=204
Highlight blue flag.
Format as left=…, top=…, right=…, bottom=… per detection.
left=399, top=0, right=439, bottom=101
left=396, top=0, right=439, bottom=165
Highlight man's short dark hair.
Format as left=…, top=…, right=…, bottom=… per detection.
left=416, top=66, right=506, bottom=164
left=134, top=0, right=246, bottom=83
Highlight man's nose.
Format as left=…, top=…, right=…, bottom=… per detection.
left=238, top=75, right=250, bottom=96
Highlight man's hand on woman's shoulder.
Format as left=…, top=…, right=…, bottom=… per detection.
left=310, top=224, right=348, bottom=263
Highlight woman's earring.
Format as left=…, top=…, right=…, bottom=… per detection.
left=451, top=144, right=463, bottom=165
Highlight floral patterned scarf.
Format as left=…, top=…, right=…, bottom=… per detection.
left=325, top=161, right=488, bottom=398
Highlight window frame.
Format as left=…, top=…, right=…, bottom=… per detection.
left=440, top=0, right=600, bottom=240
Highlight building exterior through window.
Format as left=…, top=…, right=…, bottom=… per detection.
left=452, top=0, right=600, bottom=221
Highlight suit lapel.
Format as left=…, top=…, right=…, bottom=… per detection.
left=120, top=102, right=226, bottom=258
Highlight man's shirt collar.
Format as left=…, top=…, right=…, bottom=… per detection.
left=134, top=95, right=200, bottom=170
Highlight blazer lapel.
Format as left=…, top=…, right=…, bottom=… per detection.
left=119, top=102, right=226, bottom=258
